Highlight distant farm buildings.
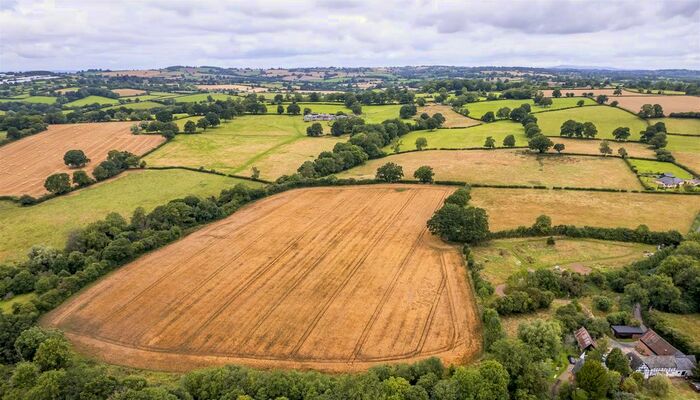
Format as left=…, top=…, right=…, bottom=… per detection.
left=303, top=113, right=348, bottom=122
left=626, top=329, right=697, bottom=379
left=654, top=173, right=700, bottom=189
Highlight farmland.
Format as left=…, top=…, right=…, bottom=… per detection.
left=667, top=134, right=700, bottom=172
left=105, top=101, right=164, bottom=110
left=471, top=237, right=654, bottom=285
left=64, top=95, right=120, bottom=107
left=460, top=97, right=596, bottom=120
left=613, top=95, right=700, bottom=114
left=0, top=169, right=255, bottom=262
left=535, top=105, right=648, bottom=139
left=417, top=104, right=481, bottom=128
left=469, top=187, right=700, bottom=232
left=172, top=93, right=236, bottom=102
left=269, top=102, right=351, bottom=115
left=0, top=122, right=164, bottom=197
left=145, top=115, right=340, bottom=179
left=42, top=185, right=481, bottom=372
left=112, top=88, right=146, bottom=97
left=338, top=150, right=642, bottom=190
left=649, top=117, right=700, bottom=134
left=0, top=95, right=57, bottom=104
left=389, top=120, right=526, bottom=151
left=627, top=158, right=693, bottom=178
left=540, top=88, right=645, bottom=97
left=361, top=104, right=403, bottom=123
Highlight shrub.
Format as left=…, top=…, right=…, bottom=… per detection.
left=44, top=173, right=71, bottom=194
left=593, top=295, right=612, bottom=312
left=413, top=165, right=434, bottom=183
left=375, top=162, right=404, bottom=183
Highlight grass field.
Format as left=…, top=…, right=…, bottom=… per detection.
left=469, top=187, right=700, bottom=232
left=361, top=104, right=403, bottom=123
left=461, top=97, right=596, bottom=120
left=628, top=159, right=693, bottom=178
left=0, top=169, right=257, bottom=263
left=388, top=120, right=526, bottom=151
left=105, top=101, right=164, bottom=111
left=667, top=134, right=700, bottom=173
left=42, top=185, right=480, bottom=372
left=649, top=118, right=700, bottom=134
left=0, top=293, right=37, bottom=313
left=0, top=96, right=57, bottom=104
left=145, top=115, right=341, bottom=179
left=172, top=93, right=236, bottom=103
left=64, top=95, right=120, bottom=107
left=535, top=105, right=648, bottom=140
left=652, top=312, right=700, bottom=353
left=112, top=88, right=146, bottom=97
left=338, top=150, right=642, bottom=190
left=417, top=104, right=481, bottom=128
left=267, top=102, right=351, bottom=115
left=471, top=237, right=653, bottom=285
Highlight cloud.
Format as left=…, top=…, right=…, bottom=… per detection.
left=0, top=0, right=698, bottom=71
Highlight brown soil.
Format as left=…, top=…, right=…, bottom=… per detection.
left=41, top=185, right=482, bottom=372
left=418, top=105, right=482, bottom=128
left=566, top=263, right=592, bottom=275
left=613, top=95, right=700, bottom=115
left=0, top=122, right=164, bottom=196
left=112, top=88, right=146, bottom=97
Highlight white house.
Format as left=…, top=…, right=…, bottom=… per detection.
left=628, top=352, right=697, bottom=379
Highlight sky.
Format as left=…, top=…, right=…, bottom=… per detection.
left=1, top=0, right=699, bottom=71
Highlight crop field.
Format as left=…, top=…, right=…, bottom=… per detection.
left=388, top=121, right=526, bottom=151
left=535, top=105, right=648, bottom=139
left=112, top=88, right=146, bottom=97
left=667, top=134, right=700, bottom=173
left=461, top=97, right=596, bottom=120
left=417, top=104, right=481, bottom=128
left=42, top=185, right=481, bottom=372
left=471, top=237, right=654, bottom=285
left=0, top=169, right=254, bottom=262
left=469, top=187, right=700, bottom=232
left=64, top=95, right=121, bottom=107
left=196, top=84, right=268, bottom=92
left=0, top=122, right=165, bottom=197
left=649, top=118, right=700, bottom=134
left=338, top=150, right=641, bottom=190
left=613, top=95, right=700, bottom=115
left=547, top=138, right=656, bottom=158
left=146, top=115, right=339, bottom=178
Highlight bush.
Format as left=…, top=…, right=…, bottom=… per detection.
left=72, top=170, right=95, bottom=187
left=376, top=162, right=404, bottom=182
left=593, top=295, right=612, bottom=312
left=413, top=165, right=434, bottom=183
left=43, top=173, right=71, bottom=194
left=646, top=375, right=670, bottom=397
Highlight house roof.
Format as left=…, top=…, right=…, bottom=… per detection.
left=676, top=356, right=697, bottom=370
left=655, top=176, right=685, bottom=186
left=639, top=330, right=681, bottom=356
left=628, top=352, right=644, bottom=370
left=575, top=327, right=595, bottom=350
left=611, top=325, right=646, bottom=335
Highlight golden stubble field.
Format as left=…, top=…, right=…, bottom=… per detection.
left=42, top=185, right=481, bottom=372
left=0, top=123, right=164, bottom=196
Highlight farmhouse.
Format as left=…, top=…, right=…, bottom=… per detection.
left=611, top=325, right=646, bottom=339
left=303, top=113, right=347, bottom=122
left=654, top=172, right=699, bottom=189
left=628, top=352, right=697, bottom=379
left=574, top=327, right=596, bottom=353
left=636, top=329, right=681, bottom=356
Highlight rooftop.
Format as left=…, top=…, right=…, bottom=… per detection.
left=639, top=330, right=682, bottom=356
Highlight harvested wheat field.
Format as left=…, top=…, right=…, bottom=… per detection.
left=614, top=95, right=700, bottom=114
left=42, top=185, right=480, bottom=372
left=338, top=150, right=642, bottom=190
left=0, top=122, right=164, bottom=197
left=112, top=88, right=146, bottom=97
left=546, top=138, right=656, bottom=158
left=195, top=84, right=267, bottom=92
left=418, top=104, right=481, bottom=128
left=470, top=188, right=700, bottom=232
left=541, top=88, right=647, bottom=97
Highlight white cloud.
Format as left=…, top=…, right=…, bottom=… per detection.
left=0, top=0, right=698, bottom=71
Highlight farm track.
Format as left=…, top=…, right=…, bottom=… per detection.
left=0, top=123, right=164, bottom=196
left=42, top=185, right=481, bottom=372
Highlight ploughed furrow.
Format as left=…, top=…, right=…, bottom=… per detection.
left=42, top=185, right=480, bottom=373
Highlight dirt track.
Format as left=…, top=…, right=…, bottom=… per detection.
left=42, top=185, right=481, bottom=372
left=0, top=123, right=164, bottom=196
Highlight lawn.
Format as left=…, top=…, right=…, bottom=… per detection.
left=649, top=118, right=700, bottom=134
left=338, top=150, right=642, bottom=190
left=667, top=134, right=700, bottom=173
left=627, top=159, right=693, bottom=178
left=0, top=169, right=258, bottom=263
left=145, top=114, right=341, bottom=179
left=64, top=95, right=120, bottom=107
left=471, top=237, right=653, bottom=286
left=461, top=97, right=597, bottom=120
left=535, top=105, right=648, bottom=140
left=469, top=187, right=700, bottom=232
left=387, top=120, right=526, bottom=152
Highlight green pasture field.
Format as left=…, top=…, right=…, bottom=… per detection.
left=0, top=96, right=57, bottom=104
left=361, top=104, right=403, bottom=123
left=627, top=158, right=693, bottom=178
left=471, top=237, right=653, bottom=286
left=121, top=94, right=164, bottom=101
left=105, top=101, right=164, bottom=111
left=462, top=97, right=597, bottom=120
left=0, top=169, right=258, bottom=263
left=535, top=105, right=648, bottom=140
left=652, top=312, right=700, bottom=353
left=266, top=102, right=352, bottom=115
left=172, top=93, right=236, bottom=102
left=145, top=114, right=343, bottom=180
left=64, top=95, right=120, bottom=107
left=666, top=134, right=700, bottom=173
left=649, top=118, right=700, bottom=134
left=386, top=120, right=526, bottom=152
